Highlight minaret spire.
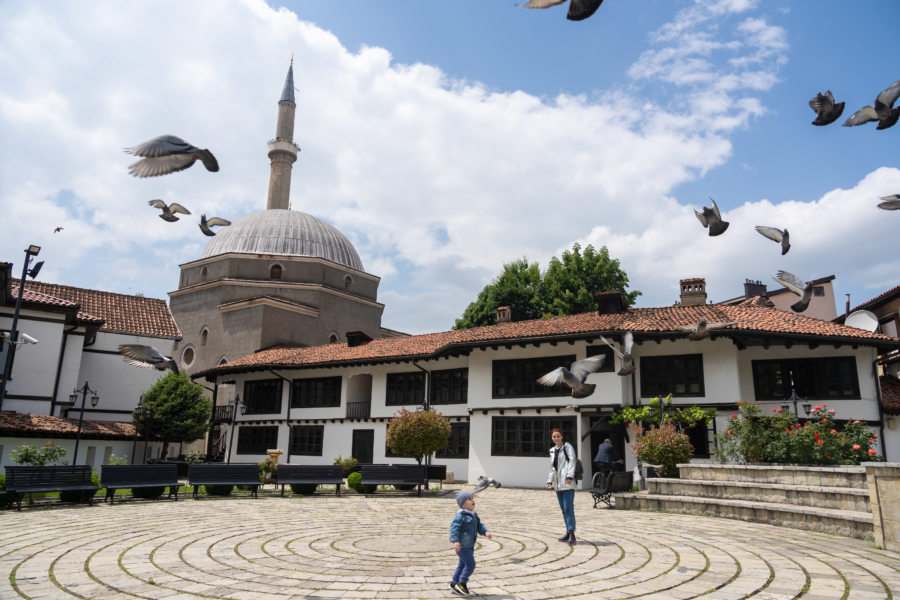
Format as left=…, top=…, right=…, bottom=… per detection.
left=266, top=58, right=299, bottom=210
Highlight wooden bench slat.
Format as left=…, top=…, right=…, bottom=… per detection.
left=273, top=465, right=344, bottom=496
left=101, top=465, right=180, bottom=504
left=5, top=466, right=100, bottom=511
left=360, top=465, right=426, bottom=496
left=187, top=464, right=262, bottom=499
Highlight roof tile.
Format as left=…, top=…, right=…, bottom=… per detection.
left=880, top=375, right=900, bottom=416
left=0, top=411, right=136, bottom=440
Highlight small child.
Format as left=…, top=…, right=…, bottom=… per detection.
left=449, top=490, right=492, bottom=596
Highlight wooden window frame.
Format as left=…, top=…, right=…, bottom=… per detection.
left=751, top=357, right=860, bottom=401
left=490, top=416, right=576, bottom=456
left=290, top=425, right=324, bottom=456
left=291, top=376, right=342, bottom=408
left=640, top=354, right=705, bottom=398
left=243, top=379, right=283, bottom=415
left=492, top=355, right=576, bottom=399
left=430, top=368, right=469, bottom=405
left=236, top=425, right=278, bottom=455
left=436, top=422, right=470, bottom=458
left=385, top=371, right=425, bottom=406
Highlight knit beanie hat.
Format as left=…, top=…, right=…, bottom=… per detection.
left=456, top=490, right=473, bottom=508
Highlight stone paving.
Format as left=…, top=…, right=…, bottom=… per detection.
left=2, top=487, right=900, bottom=599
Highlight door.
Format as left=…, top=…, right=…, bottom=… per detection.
left=352, top=429, right=375, bottom=464
left=588, top=416, right=626, bottom=471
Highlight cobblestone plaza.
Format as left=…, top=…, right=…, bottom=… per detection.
left=3, top=488, right=900, bottom=599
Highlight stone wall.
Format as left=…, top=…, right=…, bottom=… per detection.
left=864, top=462, right=900, bottom=552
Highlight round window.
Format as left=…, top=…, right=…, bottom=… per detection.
left=182, top=346, right=195, bottom=367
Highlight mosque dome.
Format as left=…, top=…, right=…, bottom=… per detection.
left=200, top=209, right=364, bottom=271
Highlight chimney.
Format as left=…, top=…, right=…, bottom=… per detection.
left=346, top=330, right=373, bottom=347
left=680, top=277, right=707, bottom=306
left=743, top=279, right=767, bottom=299
left=495, top=306, right=512, bottom=323
left=595, top=291, right=626, bottom=315
left=845, top=294, right=851, bottom=316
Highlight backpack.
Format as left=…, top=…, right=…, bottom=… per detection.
left=574, top=458, right=584, bottom=481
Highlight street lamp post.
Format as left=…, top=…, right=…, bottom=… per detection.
left=0, top=244, right=42, bottom=411
left=70, top=382, right=99, bottom=465
left=782, top=373, right=813, bottom=418
left=131, top=396, right=143, bottom=465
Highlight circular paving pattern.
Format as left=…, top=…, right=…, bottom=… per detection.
left=2, top=487, right=900, bottom=599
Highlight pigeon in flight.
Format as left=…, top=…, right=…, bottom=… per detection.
left=125, top=135, right=219, bottom=178
left=679, top=318, right=736, bottom=341
left=598, top=332, right=634, bottom=376
left=536, top=354, right=607, bottom=399
left=809, top=90, right=844, bottom=126
left=773, top=270, right=813, bottom=313
left=522, top=0, right=604, bottom=21
left=473, top=476, right=502, bottom=494
left=694, top=198, right=729, bottom=236
left=878, top=194, right=900, bottom=210
left=199, top=214, right=231, bottom=236
left=148, top=199, right=191, bottom=222
left=53, top=227, right=64, bottom=233
left=843, top=80, right=900, bottom=130
left=754, top=226, right=790, bottom=255
left=118, top=344, right=179, bottom=374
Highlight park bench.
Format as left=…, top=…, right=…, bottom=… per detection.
left=425, top=464, right=447, bottom=489
left=360, top=464, right=426, bottom=496
left=591, top=469, right=633, bottom=509
left=188, top=463, right=261, bottom=499
left=5, top=465, right=100, bottom=511
left=274, top=464, right=344, bottom=496
left=101, top=464, right=180, bottom=504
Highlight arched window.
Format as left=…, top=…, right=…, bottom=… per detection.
left=218, top=356, right=228, bottom=365
left=328, top=332, right=339, bottom=344
left=270, top=264, right=282, bottom=280
left=344, top=274, right=353, bottom=290
left=200, top=328, right=209, bottom=347
left=201, top=267, right=208, bottom=282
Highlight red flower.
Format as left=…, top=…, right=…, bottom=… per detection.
left=869, top=449, right=878, bottom=456
left=772, top=407, right=777, bottom=412
left=853, top=444, right=861, bottom=450
left=822, top=419, right=828, bottom=423
left=853, top=420, right=860, bottom=425
left=826, top=455, right=830, bottom=459
left=873, top=434, right=878, bottom=439
left=814, top=405, right=821, bottom=411
left=841, top=438, right=845, bottom=442
left=822, top=404, right=827, bottom=408
left=814, top=433, right=820, bottom=440
left=736, top=401, right=741, bottom=405
left=777, top=407, right=783, bottom=413
left=786, top=429, right=791, bottom=433
left=731, top=414, right=737, bottom=419
left=727, top=430, right=733, bottom=435
left=828, top=409, right=835, bottom=415
left=817, top=440, right=824, bottom=445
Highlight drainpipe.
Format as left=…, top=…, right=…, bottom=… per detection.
left=873, top=357, right=888, bottom=460
left=50, top=325, right=77, bottom=417
left=270, top=369, right=292, bottom=464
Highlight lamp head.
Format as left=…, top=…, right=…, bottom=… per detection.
left=25, top=245, right=41, bottom=256
left=27, top=261, right=44, bottom=279
left=69, top=392, right=78, bottom=403
left=90, top=394, right=99, bottom=408
left=802, top=402, right=812, bottom=416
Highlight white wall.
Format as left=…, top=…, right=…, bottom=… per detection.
left=0, top=436, right=157, bottom=470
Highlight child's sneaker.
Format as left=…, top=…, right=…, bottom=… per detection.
left=458, top=582, right=470, bottom=595
left=450, top=582, right=465, bottom=596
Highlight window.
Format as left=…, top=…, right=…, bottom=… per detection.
left=270, top=264, right=282, bottom=280
left=640, top=354, right=704, bottom=397
left=492, top=355, right=576, bottom=398
left=201, top=267, right=208, bottom=281
left=431, top=368, right=468, bottom=405
left=491, top=417, right=576, bottom=456
left=237, top=426, right=278, bottom=454
left=292, top=376, right=342, bottom=408
left=243, top=379, right=283, bottom=414
left=386, top=372, right=425, bottom=406
left=436, top=422, right=469, bottom=458
left=752, top=357, right=860, bottom=401
left=585, top=346, right=616, bottom=372
left=328, top=332, right=339, bottom=344
left=813, top=286, right=825, bottom=297
left=181, top=346, right=195, bottom=368
left=290, top=425, right=324, bottom=456
left=344, top=274, right=353, bottom=290
left=200, top=328, right=208, bottom=347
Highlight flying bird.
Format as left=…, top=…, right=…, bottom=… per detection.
left=473, top=476, right=502, bottom=494
left=843, top=80, right=900, bottom=130
left=536, top=354, right=607, bottom=399
left=809, top=90, right=844, bottom=126
left=199, top=214, right=231, bottom=236
left=148, top=199, right=191, bottom=222
left=125, top=135, right=219, bottom=178
left=118, top=344, right=179, bottom=374
left=679, top=318, right=736, bottom=341
left=754, top=226, right=790, bottom=255
left=773, top=270, right=813, bottom=313
left=53, top=227, right=64, bottom=233
left=522, top=0, right=604, bottom=21
left=598, top=331, right=634, bottom=376
left=694, top=198, right=729, bottom=236
left=878, top=194, right=900, bottom=210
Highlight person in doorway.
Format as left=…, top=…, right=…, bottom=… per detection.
left=593, top=438, right=622, bottom=474
left=546, top=428, right=577, bottom=546
left=448, top=490, right=492, bottom=596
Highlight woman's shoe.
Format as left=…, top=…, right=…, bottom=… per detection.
left=557, top=531, right=571, bottom=542
left=568, top=531, right=577, bottom=546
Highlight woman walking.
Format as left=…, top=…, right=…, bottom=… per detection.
left=546, top=428, right=577, bottom=546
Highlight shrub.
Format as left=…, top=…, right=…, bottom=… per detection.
left=11, top=441, right=67, bottom=466
left=132, top=486, right=166, bottom=499
left=184, top=450, right=206, bottom=464
left=347, top=472, right=376, bottom=494
left=385, top=409, right=451, bottom=464
left=0, top=474, right=9, bottom=509
left=290, top=483, right=318, bottom=495
left=393, top=483, right=416, bottom=491
left=204, top=484, right=234, bottom=496
left=258, top=457, right=277, bottom=480
left=629, top=423, right=693, bottom=477
left=236, top=484, right=256, bottom=491
left=334, top=456, right=359, bottom=476
left=60, top=473, right=101, bottom=503
left=106, top=453, right=129, bottom=466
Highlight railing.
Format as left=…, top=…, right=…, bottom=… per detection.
left=346, top=401, right=371, bottom=419
left=212, top=405, right=234, bottom=423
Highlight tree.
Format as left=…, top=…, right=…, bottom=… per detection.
left=454, top=243, right=640, bottom=329
left=385, top=408, right=451, bottom=465
left=135, top=373, right=211, bottom=459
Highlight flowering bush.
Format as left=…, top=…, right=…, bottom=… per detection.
left=629, top=422, right=694, bottom=477
left=11, top=441, right=68, bottom=466
left=715, top=401, right=883, bottom=465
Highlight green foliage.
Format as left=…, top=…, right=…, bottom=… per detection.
left=611, top=395, right=715, bottom=430
left=629, top=423, right=694, bottom=477
left=454, top=243, right=640, bottom=329
left=135, top=373, right=211, bottom=458
left=184, top=450, right=206, bottom=464
left=290, top=483, right=319, bottom=495
left=385, top=409, right=451, bottom=464
left=203, top=484, right=234, bottom=496
left=0, top=474, right=9, bottom=509
left=333, top=456, right=359, bottom=477
left=347, top=472, right=376, bottom=494
left=258, top=457, right=277, bottom=479
left=714, top=401, right=883, bottom=465
left=106, top=453, right=129, bottom=466
left=132, top=486, right=166, bottom=499
left=11, top=441, right=67, bottom=466
left=59, top=473, right=100, bottom=503
left=393, top=483, right=416, bottom=491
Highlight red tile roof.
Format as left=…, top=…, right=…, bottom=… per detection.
left=197, top=303, right=900, bottom=378
left=880, top=375, right=900, bottom=416
left=10, top=286, right=105, bottom=324
left=0, top=411, right=136, bottom=440
left=850, top=283, right=900, bottom=313
left=14, top=279, right=180, bottom=338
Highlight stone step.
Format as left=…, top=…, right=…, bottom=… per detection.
left=648, top=478, right=870, bottom=512
left=615, top=492, right=874, bottom=539
left=678, top=463, right=867, bottom=488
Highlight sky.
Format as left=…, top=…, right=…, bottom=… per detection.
left=1, top=0, right=899, bottom=335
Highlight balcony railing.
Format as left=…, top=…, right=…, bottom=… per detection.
left=212, top=405, right=234, bottom=423
left=346, top=401, right=371, bottom=419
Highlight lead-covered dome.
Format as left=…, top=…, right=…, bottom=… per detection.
left=200, top=209, right=364, bottom=271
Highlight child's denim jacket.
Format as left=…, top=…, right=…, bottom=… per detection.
left=450, top=509, right=487, bottom=549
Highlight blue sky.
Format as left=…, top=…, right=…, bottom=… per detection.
left=1, top=0, right=898, bottom=335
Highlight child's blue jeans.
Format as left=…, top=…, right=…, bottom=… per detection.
left=452, top=547, right=475, bottom=583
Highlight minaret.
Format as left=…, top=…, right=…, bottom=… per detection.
left=266, top=58, right=300, bottom=210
